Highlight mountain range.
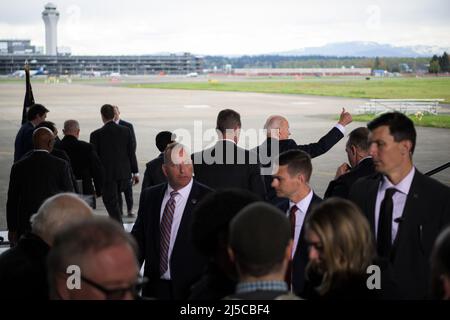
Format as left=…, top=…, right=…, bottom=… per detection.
left=273, top=41, right=449, bottom=57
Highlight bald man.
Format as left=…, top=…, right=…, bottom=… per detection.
left=6, top=127, right=74, bottom=245
left=60, top=119, right=103, bottom=206
left=254, top=109, right=352, bottom=202
left=0, top=193, right=92, bottom=299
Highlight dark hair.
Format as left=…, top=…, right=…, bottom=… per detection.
left=367, top=112, right=416, bottom=154
left=191, top=189, right=260, bottom=257
left=100, top=104, right=115, bottom=121
left=431, top=226, right=450, bottom=299
left=36, top=121, right=57, bottom=134
left=278, top=150, right=312, bottom=181
left=347, top=127, right=370, bottom=151
left=216, top=109, right=241, bottom=134
left=27, top=104, right=49, bottom=121
left=156, top=131, right=174, bottom=152
left=229, top=202, right=290, bottom=277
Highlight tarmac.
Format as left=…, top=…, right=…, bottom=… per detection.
left=1, top=77, right=449, bottom=230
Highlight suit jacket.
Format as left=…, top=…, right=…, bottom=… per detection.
left=142, top=153, right=166, bottom=192
left=324, top=157, right=375, bottom=199
left=192, top=140, right=265, bottom=198
left=277, top=193, right=322, bottom=296
left=90, top=121, right=138, bottom=182
left=14, top=121, right=35, bottom=163
left=59, top=135, right=103, bottom=196
left=118, top=119, right=137, bottom=152
left=131, top=180, right=212, bottom=299
left=0, top=232, right=50, bottom=299
left=254, top=127, right=344, bottom=201
left=6, top=151, right=74, bottom=236
left=349, top=170, right=450, bottom=299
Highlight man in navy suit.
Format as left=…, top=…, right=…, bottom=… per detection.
left=14, top=104, right=49, bottom=163
left=272, top=150, right=322, bottom=297
left=132, top=142, right=212, bottom=299
left=90, top=104, right=138, bottom=223
left=254, top=108, right=352, bottom=202
left=114, top=106, right=139, bottom=216
left=349, top=112, right=450, bottom=299
left=324, top=127, right=375, bottom=199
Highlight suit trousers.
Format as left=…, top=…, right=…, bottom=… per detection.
left=102, top=179, right=127, bottom=224
left=118, top=178, right=133, bottom=212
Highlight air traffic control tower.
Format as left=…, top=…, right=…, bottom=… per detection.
left=42, top=3, right=59, bottom=55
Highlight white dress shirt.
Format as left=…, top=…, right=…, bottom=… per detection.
left=334, top=123, right=345, bottom=135
left=288, top=190, right=314, bottom=259
left=159, top=178, right=193, bottom=280
left=375, top=166, right=415, bottom=243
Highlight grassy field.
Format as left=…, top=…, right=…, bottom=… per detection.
left=127, top=77, right=450, bottom=103
left=350, top=114, right=450, bottom=129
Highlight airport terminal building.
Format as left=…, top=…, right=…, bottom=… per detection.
left=0, top=53, right=204, bottom=75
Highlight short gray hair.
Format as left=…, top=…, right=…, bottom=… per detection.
left=31, top=193, right=93, bottom=245
left=63, top=120, right=80, bottom=133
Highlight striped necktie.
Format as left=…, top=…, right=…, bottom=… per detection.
left=160, top=191, right=179, bottom=276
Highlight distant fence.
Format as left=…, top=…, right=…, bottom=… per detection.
left=356, top=99, right=444, bottom=115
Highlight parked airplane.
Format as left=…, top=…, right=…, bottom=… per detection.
left=10, top=66, right=46, bottom=78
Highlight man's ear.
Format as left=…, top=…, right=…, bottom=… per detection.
left=227, top=246, right=235, bottom=263
left=400, top=140, right=412, bottom=155
left=55, top=273, right=70, bottom=300
left=442, top=275, right=450, bottom=300
left=162, top=164, right=168, bottom=178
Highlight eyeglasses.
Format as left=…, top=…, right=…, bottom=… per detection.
left=80, top=275, right=148, bottom=300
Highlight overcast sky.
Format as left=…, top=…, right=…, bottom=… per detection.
left=1, top=0, right=449, bottom=55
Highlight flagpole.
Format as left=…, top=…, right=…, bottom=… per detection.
left=22, top=60, right=35, bottom=125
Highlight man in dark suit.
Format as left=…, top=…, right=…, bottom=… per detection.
left=254, top=108, right=353, bottom=202
left=349, top=112, right=450, bottom=299
left=141, top=131, right=174, bottom=191
left=14, top=104, right=49, bottom=162
left=6, top=127, right=74, bottom=245
left=59, top=120, right=103, bottom=207
left=132, top=142, right=212, bottom=299
left=271, top=150, right=322, bottom=296
left=226, top=202, right=299, bottom=300
left=114, top=106, right=139, bottom=216
left=192, top=109, right=265, bottom=198
left=0, top=193, right=93, bottom=299
left=324, top=127, right=375, bottom=199
left=90, top=104, right=139, bottom=223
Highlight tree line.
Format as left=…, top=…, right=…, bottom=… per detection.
left=428, top=52, right=449, bottom=74
left=203, top=55, right=431, bottom=73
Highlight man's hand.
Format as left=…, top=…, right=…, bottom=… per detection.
left=8, top=231, right=17, bottom=247
left=338, top=108, right=353, bottom=126
left=335, top=163, right=350, bottom=179
left=132, top=175, right=140, bottom=185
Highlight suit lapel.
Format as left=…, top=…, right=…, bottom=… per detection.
left=295, top=193, right=322, bottom=258
left=152, top=184, right=167, bottom=258
left=172, top=181, right=200, bottom=255
left=390, top=170, right=422, bottom=260
left=366, top=174, right=382, bottom=234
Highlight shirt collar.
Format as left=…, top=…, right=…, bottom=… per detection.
left=220, top=138, right=237, bottom=144
left=357, top=155, right=372, bottom=165
left=167, top=178, right=193, bottom=199
left=236, top=280, right=288, bottom=294
left=290, top=189, right=313, bottom=214
left=381, top=166, right=415, bottom=195
left=33, top=149, right=49, bottom=153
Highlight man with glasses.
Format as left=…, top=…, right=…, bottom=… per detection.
left=47, top=217, right=144, bottom=300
